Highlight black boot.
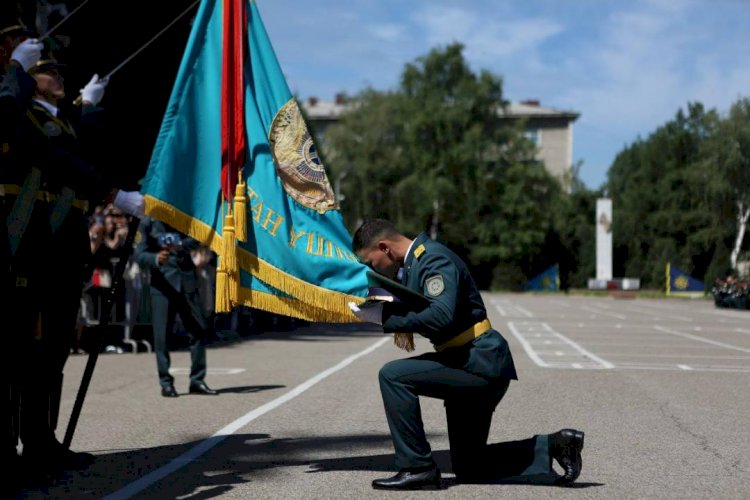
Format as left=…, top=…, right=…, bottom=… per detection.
left=550, top=428, right=584, bottom=485
left=372, top=466, right=441, bottom=490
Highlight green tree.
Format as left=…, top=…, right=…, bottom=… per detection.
left=607, top=98, right=750, bottom=287
left=702, top=98, right=750, bottom=273
left=325, top=43, right=573, bottom=289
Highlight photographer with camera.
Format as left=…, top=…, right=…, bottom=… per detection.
left=134, top=217, right=217, bottom=397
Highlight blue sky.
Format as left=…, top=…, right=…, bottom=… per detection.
left=257, top=0, right=749, bottom=189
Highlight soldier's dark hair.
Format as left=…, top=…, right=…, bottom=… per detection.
left=352, top=218, right=400, bottom=252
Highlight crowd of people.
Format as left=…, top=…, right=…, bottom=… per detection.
left=712, top=276, right=750, bottom=310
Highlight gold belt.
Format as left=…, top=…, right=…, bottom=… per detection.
left=1, top=184, right=89, bottom=211
left=435, top=319, right=492, bottom=352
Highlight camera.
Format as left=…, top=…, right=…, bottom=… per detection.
left=158, top=232, right=182, bottom=248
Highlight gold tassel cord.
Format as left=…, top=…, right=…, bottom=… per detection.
left=234, top=171, right=248, bottom=242
left=215, top=263, right=232, bottom=313
left=222, top=212, right=237, bottom=274
left=222, top=209, right=240, bottom=305
left=394, top=333, right=415, bottom=352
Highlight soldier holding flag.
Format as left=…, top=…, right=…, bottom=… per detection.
left=352, top=219, right=585, bottom=489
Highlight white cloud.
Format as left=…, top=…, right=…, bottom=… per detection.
left=259, top=0, right=750, bottom=187
left=414, top=6, right=564, bottom=63
left=368, top=23, right=406, bottom=43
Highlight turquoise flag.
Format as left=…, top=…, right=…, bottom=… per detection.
left=525, top=264, right=559, bottom=291
left=666, top=263, right=704, bottom=296
left=141, top=0, right=368, bottom=321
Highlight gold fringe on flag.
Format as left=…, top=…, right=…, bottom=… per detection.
left=394, top=333, right=415, bottom=352
left=215, top=262, right=232, bottom=313
left=234, top=170, right=248, bottom=242
left=145, top=195, right=367, bottom=322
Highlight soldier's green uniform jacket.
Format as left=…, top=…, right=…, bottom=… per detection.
left=382, top=232, right=517, bottom=381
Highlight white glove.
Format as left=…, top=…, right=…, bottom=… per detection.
left=11, top=39, right=43, bottom=72
left=80, top=74, right=108, bottom=105
left=113, top=190, right=145, bottom=218
left=348, top=301, right=383, bottom=325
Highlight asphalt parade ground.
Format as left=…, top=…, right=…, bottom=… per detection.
left=18, top=294, right=750, bottom=499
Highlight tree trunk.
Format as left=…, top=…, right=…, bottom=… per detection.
left=730, top=201, right=749, bottom=271
left=430, top=199, right=440, bottom=240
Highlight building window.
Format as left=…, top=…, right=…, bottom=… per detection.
left=525, top=128, right=541, bottom=146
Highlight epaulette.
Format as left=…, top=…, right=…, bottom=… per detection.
left=414, top=244, right=426, bottom=260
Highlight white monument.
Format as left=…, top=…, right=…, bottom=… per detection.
left=596, top=198, right=613, bottom=280
left=588, top=198, right=640, bottom=290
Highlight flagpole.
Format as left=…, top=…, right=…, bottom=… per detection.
left=72, top=0, right=200, bottom=106
left=38, top=0, right=92, bottom=42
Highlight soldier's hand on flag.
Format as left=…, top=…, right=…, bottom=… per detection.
left=11, top=38, right=43, bottom=72
left=81, top=73, right=109, bottom=105
left=348, top=302, right=383, bottom=325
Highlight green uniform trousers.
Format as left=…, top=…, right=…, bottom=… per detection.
left=378, top=353, right=552, bottom=481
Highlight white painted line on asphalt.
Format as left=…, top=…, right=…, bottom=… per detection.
left=688, top=307, right=750, bottom=319
left=623, top=305, right=693, bottom=323
left=506, top=322, right=549, bottom=367
left=103, top=337, right=391, bottom=500
left=614, top=363, right=750, bottom=373
left=581, top=305, right=626, bottom=320
left=490, top=299, right=533, bottom=318
left=506, top=321, right=614, bottom=369
left=613, top=363, right=750, bottom=373
left=737, top=328, right=750, bottom=336
left=654, top=326, right=750, bottom=354
left=515, top=305, right=534, bottom=317
left=547, top=328, right=616, bottom=369
left=597, top=353, right=750, bottom=360
left=677, top=364, right=693, bottom=370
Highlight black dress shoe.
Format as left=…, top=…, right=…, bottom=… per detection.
left=24, top=439, right=95, bottom=472
left=372, top=466, right=441, bottom=490
left=60, top=448, right=96, bottom=469
left=189, top=382, right=218, bottom=395
left=550, top=428, right=584, bottom=485
left=161, top=385, right=179, bottom=397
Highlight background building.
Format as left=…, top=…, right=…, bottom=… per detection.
left=302, top=96, right=580, bottom=186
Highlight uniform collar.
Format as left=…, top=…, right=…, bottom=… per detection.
left=32, top=98, right=59, bottom=117
left=403, top=233, right=430, bottom=277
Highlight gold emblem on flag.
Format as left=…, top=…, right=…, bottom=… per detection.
left=675, top=275, right=689, bottom=290
left=269, top=99, right=338, bottom=213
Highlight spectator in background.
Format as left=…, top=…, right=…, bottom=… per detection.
left=134, top=216, right=217, bottom=397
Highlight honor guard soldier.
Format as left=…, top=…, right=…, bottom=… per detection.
left=17, top=48, right=143, bottom=478
left=14, top=50, right=107, bottom=477
left=1, top=9, right=43, bottom=486
left=352, top=219, right=585, bottom=490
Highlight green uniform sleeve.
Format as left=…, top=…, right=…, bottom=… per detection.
left=382, top=252, right=460, bottom=342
